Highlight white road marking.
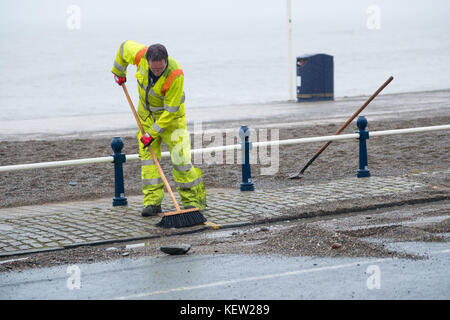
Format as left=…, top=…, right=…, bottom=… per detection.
left=115, top=258, right=388, bottom=300
left=115, top=248, right=450, bottom=299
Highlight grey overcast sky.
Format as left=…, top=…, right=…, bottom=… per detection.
left=1, top=0, right=449, bottom=26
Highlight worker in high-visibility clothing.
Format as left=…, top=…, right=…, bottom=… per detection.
left=112, top=41, right=206, bottom=217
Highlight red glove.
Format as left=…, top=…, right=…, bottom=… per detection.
left=114, top=75, right=126, bottom=85
left=140, top=133, right=154, bottom=148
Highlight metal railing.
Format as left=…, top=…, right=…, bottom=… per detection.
left=0, top=124, right=449, bottom=173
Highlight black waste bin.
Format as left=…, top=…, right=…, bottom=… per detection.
left=296, top=53, right=334, bottom=102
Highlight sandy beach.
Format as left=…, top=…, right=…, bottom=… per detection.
left=1, top=90, right=449, bottom=209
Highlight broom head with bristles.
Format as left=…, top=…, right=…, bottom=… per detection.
left=156, top=207, right=207, bottom=228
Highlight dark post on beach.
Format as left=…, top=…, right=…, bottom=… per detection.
left=239, top=126, right=255, bottom=191
left=357, top=116, right=371, bottom=178
left=111, top=137, right=128, bottom=206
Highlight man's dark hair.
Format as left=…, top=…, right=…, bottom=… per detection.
left=146, top=43, right=168, bottom=62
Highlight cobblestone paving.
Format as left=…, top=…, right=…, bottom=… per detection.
left=0, top=176, right=429, bottom=256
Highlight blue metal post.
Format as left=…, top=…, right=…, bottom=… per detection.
left=239, top=126, right=255, bottom=191
left=356, top=116, right=371, bottom=178
left=111, top=137, right=128, bottom=206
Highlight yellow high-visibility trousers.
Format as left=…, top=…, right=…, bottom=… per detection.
left=137, top=116, right=206, bottom=210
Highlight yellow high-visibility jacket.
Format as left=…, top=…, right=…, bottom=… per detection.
left=112, top=40, right=186, bottom=138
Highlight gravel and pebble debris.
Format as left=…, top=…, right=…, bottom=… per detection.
left=0, top=115, right=448, bottom=272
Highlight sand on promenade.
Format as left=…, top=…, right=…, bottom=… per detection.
left=0, top=114, right=448, bottom=209
left=0, top=92, right=449, bottom=268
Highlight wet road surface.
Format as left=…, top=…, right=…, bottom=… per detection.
left=1, top=235, right=449, bottom=300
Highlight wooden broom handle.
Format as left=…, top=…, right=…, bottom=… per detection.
left=121, top=83, right=181, bottom=211
left=334, top=76, right=393, bottom=135
left=309, top=76, right=394, bottom=161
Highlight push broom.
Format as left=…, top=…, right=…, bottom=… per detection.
left=121, top=83, right=207, bottom=228
left=289, top=76, right=394, bottom=179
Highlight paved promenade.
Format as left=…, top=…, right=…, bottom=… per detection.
left=1, top=171, right=447, bottom=258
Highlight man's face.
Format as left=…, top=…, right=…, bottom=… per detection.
left=149, top=60, right=167, bottom=76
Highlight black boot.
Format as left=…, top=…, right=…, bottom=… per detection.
left=141, top=205, right=162, bottom=217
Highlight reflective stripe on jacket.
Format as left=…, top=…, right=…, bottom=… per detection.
left=111, top=40, right=186, bottom=138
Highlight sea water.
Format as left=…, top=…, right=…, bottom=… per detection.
left=0, top=0, right=449, bottom=124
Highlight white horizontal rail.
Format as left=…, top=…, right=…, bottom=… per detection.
left=0, top=124, right=448, bottom=173
left=253, top=124, right=450, bottom=148
left=0, top=156, right=113, bottom=172
left=369, top=124, right=450, bottom=137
